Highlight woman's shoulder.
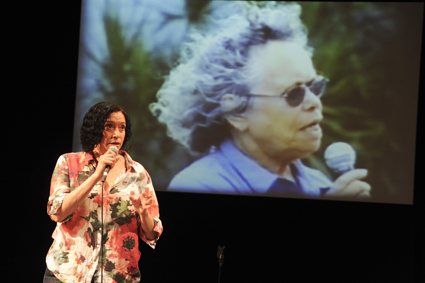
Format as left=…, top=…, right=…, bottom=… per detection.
left=55, top=151, right=84, bottom=162
left=167, top=152, right=235, bottom=192
left=178, top=151, right=227, bottom=174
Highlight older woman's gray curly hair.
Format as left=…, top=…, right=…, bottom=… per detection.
left=150, top=1, right=312, bottom=154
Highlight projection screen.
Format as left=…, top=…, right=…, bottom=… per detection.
left=73, top=0, right=423, bottom=204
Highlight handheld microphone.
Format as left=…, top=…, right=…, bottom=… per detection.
left=102, top=146, right=119, bottom=182
left=324, top=142, right=356, bottom=175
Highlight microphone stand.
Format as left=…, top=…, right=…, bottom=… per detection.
left=99, top=147, right=117, bottom=283
left=100, top=180, right=105, bottom=283
left=217, top=246, right=225, bottom=283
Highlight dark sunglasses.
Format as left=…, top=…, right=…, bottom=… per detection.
left=244, top=76, right=328, bottom=107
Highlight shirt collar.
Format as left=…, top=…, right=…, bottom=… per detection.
left=82, top=150, right=138, bottom=173
left=83, top=151, right=96, bottom=165
left=120, top=150, right=138, bottom=173
left=220, top=140, right=280, bottom=193
left=220, top=140, right=331, bottom=195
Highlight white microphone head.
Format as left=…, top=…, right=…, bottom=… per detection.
left=108, top=146, right=119, bottom=155
left=324, top=142, right=356, bottom=174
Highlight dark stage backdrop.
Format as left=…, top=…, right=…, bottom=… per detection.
left=26, top=1, right=424, bottom=282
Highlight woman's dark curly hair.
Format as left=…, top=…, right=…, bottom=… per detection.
left=80, top=102, right=133, bottom=152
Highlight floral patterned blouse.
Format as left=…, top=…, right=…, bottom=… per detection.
left=46, top=151, right=163, bottom=283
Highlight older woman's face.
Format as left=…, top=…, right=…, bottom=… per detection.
left=95, top=111, right=126, bottom=155
left=242, top=40, right=322, bottom=161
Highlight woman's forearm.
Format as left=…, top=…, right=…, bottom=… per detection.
left=51, top=172, right=102, bottom=222
left=139, top=210, right=158, bottom=240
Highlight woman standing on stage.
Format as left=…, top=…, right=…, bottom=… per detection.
left=44, top=102, right=163, bottom=283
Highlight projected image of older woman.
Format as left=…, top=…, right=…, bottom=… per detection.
left=150, top=2, right=371, bottom=198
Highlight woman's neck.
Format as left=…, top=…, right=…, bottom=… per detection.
left=231, top=137, right=295, bottom=180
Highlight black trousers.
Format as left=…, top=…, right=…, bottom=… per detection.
left=43, top=268, right=62, bottom=283
left=43, top=268, right=95, bottom=283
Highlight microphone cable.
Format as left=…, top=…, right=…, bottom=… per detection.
left=99, top=146, right=118, bottom=283
left=100, top=179, right=105, bottom=283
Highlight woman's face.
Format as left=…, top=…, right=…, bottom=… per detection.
left=94, top=111, right=126, bottom=155
left=239, top=40, right=323, bottom=161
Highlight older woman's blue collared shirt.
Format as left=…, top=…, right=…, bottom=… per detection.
left=168, top=140, right=333, bottom=197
